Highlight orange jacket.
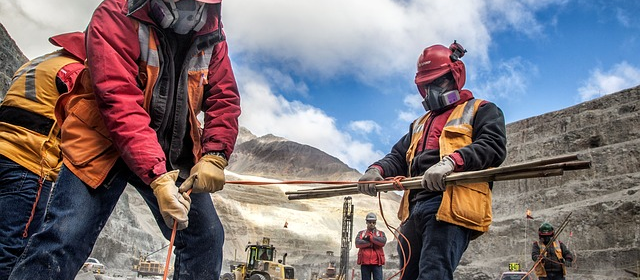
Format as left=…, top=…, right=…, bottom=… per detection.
left=0, top=32, right=85, bottom=181
left=56, top=0, right=240, bottom=187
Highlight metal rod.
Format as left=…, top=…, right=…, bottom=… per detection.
left=286, top=158, right=590, bottom=200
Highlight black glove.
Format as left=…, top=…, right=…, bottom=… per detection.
left=357, top=168, right=383, bottom=196
left=362, top=235, right=370, bottom=241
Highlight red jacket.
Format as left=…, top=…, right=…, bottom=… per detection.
left=355, top=229, right=387, bottom=265
left=57, top=0, right=240, bottom=186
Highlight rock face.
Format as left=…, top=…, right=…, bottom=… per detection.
left=0, top=24, right=28, bottom=99
left=229, top=128, right=362, bottom=181
left=457, top=86, right=640, bottom=280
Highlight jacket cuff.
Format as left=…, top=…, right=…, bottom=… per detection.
left=368, top=165, right=384, bottom=177
left=448, top=153, right=464, bottom=172
left=145, top=161, right=168, bottom=185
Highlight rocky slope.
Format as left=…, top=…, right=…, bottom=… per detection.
left=0, top=24, right=27, bottom=98
left=457, top=86, right=640, bottom=280
left=229, top=128, right=362, bottom=181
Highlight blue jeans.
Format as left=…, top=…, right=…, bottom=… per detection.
left=360, top=265, right=382, bottom=280
left=397, top=195, right=471, bottom=280
left=0, top=155, right=52, bottom=280
left=8, top=161, right=224, bottom=280
left=539, top=271, right=565, bottom=280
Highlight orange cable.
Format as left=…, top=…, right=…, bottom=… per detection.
left=163, top=189, right=192, bottom=280
left=377, top=190, right=410, bottom=280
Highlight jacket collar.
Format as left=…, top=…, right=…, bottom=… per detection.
left=49, top=31, right=87, bottom=61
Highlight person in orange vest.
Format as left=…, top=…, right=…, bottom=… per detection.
left=8, top=0, right=240, bottom=279
left=532, top=222, right=574, bottom=280
left=355, top=213, right=387, bottom=280
left=0, top=31, right=85, bottom=279
left=356, top=41, right=507, bottom=280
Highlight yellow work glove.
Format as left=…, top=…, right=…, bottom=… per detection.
left=150, top=170, right=191, bottom=230
left=179, top=154, right=228, bottom=194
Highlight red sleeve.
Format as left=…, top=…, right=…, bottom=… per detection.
left=86, top=0, right=167, bottom=184
left=448, top=152, right=464, bottom=172
left=57, top=62, right=85, bottom=93
left=201, top=34, right=241, bottom=158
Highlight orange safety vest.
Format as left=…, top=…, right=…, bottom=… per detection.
left=534, top=241, right=566, bottom=277
left=56, top=22, right=218, bottom=188
left=0, top=51, right=83, bottom=181
left=398, top=99, right=492, bottom=235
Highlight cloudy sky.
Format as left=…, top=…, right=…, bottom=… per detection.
left=2, top=0, right=639, bottom=172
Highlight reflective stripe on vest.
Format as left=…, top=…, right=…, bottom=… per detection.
left=534, top=241, right=566, bottom=277
left=398, top=99, right=485, bottom=224
left=0, top=51, right=81, bottom=180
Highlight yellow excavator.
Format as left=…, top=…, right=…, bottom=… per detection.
left=221, top=237, right=296, bottom=280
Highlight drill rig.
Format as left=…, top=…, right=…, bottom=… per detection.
left=337, top=196, right=354, bottom=280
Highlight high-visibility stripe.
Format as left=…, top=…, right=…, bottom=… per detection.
left=0, top=105, right=55, bottom=136
left=12, top=52, right=64, bottom=101
left=445, top=99, right=478, bottom=127
left=138, top=24, right=159, bottom=67
left=11, top=55, right=51, bottom=82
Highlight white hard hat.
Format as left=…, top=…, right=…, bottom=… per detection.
left=365, top=213, right=377, bottom=221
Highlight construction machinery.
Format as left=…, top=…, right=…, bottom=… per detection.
left=337, top=197, right=354, bottom=280
left=221, top=237, right=295, bottom=280
left=132, top=244, right=170, bottom=277
left=316, top=261, right=337, bottom=280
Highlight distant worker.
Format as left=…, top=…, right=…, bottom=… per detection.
left=356, top=41, right=507, bottom=280
left=355, top=213, right=387, bottom=280
left=532, top=222, right=574, bottom=280
left=0, top=31, right=85, bottom=279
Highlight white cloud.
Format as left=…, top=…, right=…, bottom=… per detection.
left=236, top=67, right=384, bottom=171
left=398, top=94, right=423, bottom=123
left=0, top=0, right=100, bottom=58
left=484, top=0, right=568, bottom=38
left=473, top=57, right=536, bottom=101
left=348, top=120, right=382, bottom=135
left=578, top=62, right=640, bottom=101
left=224, top=0, right=492, bottom=84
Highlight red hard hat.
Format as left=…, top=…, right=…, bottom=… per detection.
left=414, top=42, right=466, bottom=98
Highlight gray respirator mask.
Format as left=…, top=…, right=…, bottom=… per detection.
left=150, top=0, right=207, bottom=35
left=421, top=76, right=460, bottom=112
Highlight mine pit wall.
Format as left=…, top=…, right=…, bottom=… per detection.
left=457, top=86, right=640, bottom=280
left=0, top=24, right=28, bottom=99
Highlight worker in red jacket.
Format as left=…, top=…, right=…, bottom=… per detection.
left=355, top=213, right=387, bottom=280
left=8, top=0, right=240, bottom=279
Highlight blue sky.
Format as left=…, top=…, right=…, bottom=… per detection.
left=2, top=0, right=639, bottom=173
